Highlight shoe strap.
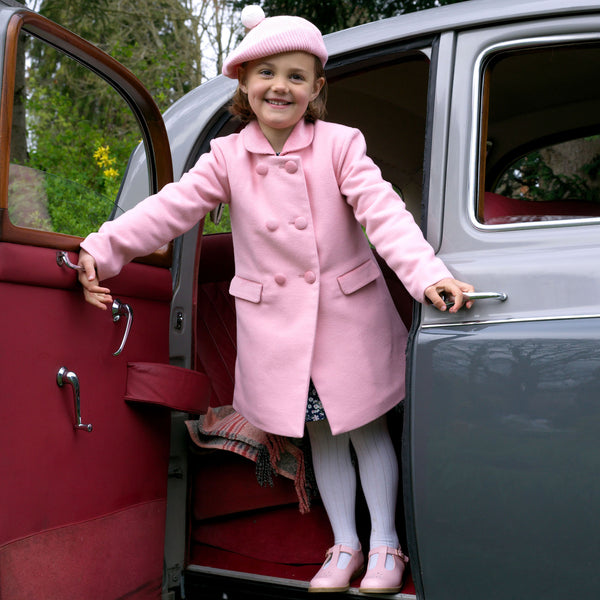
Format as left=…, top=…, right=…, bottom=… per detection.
left=325, top=544, right=362, bottom=562
left=368, top=546, right=409, bottom=563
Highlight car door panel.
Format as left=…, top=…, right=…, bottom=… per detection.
left=409, top=318, right=600, bottom=598
left=0, top=7, right=177, bottom=597
left=0, top=242, right=172, bottom=598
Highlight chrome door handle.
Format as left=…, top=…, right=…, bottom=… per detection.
left=56, top=250, right=83, bottom=271
left=56, top=367, right=93, bottom=432
left=112, top=299, right=133, bottom=356
left=444, top=291, right=507, bottom=308
left=463, top=291, right=507, bottom=302
left=58, top=253, right=134, bottom=356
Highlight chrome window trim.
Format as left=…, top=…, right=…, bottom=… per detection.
left=422, top=312, right=600, bottom=329
left=467, top=32, right=600, bottom=233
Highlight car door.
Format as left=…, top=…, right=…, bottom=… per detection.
left=0, top=8, right=177, bottom=599
left=407, top=11, right=600, bottom=600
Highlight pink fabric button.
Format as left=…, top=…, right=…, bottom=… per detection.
left=285, top=161, right=298, bottom=174
left=294, top=217, right=308, bottom=230
left=274, top=273, right=287, bottom=286
left=266, top=220, right=279, bottom=231
left=303, top=271, right=316, bottom=284
left=256, top=163, right=268, bottom=176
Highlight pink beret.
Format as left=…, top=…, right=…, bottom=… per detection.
left=222, top=5, right=328, bottom=79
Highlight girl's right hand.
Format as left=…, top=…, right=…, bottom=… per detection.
left=78, top=249, right=113, bottom=310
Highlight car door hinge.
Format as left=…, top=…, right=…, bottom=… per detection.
left=165, top=565, right=184, bottom=597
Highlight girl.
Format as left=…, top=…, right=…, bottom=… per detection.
left=79, top=6, right=473, bottom=594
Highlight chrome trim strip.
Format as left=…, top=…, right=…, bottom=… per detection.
left=185, top=565, right=417, bottom=599
left=467, top=32, right=600, bottom=232
left=422, top=313, right=600, bottom=329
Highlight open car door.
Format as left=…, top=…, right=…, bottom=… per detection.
left=0, top=6, right=178, bottom=598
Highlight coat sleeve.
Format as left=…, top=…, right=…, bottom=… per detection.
left=335, top=127, right=452, bottom=303
left=80, top=140, right=231, bottom=281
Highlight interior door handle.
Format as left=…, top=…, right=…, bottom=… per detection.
left=112, top=299, right=133, bottom=356
left=58, top=253, right=133, bottom=356
left=56, top=250, right=82, bottom=271
left=444, top=291, right=508, bottom=308
left=56, top=367, right=93, bottom=432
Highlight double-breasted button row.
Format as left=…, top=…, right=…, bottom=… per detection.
left=255, top=160, right=298, bottom=175
left=273, top=271, right=317, bottom=286
left=265, top=216, right=308, bottom=232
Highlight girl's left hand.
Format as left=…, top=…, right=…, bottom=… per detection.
left=78, top=249, right=113, bottom=310
left=425, top=278, right=475, bottom=313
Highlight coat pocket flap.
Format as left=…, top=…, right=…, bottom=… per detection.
left=337, top=260, right=381, bottom=295
left=229, top=275, right=263, bottom=303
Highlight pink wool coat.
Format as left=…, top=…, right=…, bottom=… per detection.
left=81, top=119, right=451, bottom=437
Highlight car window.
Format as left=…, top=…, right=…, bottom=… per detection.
left=477, top=42, right=600, bottom=225
left=327, top=51, right=430, bottom=223
left=8, top=30, right=147, bottom=238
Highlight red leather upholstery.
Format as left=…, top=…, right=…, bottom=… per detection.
left=125, top=362, right=211, bottom=412
left=0, top=242, right=172, bottom=599
left=483, top=191, right=600, bottom=224
left=195, top=234, right=237, bottom=407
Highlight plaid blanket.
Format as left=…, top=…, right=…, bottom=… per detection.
left=185, top=405, right=312, bottom=513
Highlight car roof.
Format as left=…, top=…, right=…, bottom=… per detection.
left=325, top=0, right=600, bottom=60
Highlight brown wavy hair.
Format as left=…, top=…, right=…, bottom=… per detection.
left=229, top=55, right=327, bottom=125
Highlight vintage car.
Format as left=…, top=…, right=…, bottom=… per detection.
left=1, top=0, right=599, bottom=598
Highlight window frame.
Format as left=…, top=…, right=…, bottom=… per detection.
left=470, top=33, right=600, bottom=232
left=0, top=9, right=172, bottom=264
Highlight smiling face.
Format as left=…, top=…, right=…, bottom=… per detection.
left=239, top=51, right=325, bottom=152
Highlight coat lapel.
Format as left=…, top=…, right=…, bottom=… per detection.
left=242, top=120, right=315, bottom=156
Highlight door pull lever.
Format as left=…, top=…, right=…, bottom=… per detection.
left=56, top=250, right=83, bottom=271
left=56, top=367, right=93, bottom=432
left=112, top=299, right=133, bottom=356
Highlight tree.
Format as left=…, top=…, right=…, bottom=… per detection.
left=197, top=0, right=244, bottom=79
left=235, top=0, right=470, bottom=34
left=34, top=0, right=203, bottom=111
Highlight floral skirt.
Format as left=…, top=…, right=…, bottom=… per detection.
left=305, top=379, right=326, bottom=422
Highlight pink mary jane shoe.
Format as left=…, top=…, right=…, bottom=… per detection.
left=358, top=546, right=409, bottom=594
left=309, top=544, right=364, bottom=593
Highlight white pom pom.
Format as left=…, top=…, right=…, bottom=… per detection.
left=241, top=5, right=265, bottom=30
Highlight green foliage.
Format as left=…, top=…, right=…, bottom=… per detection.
left=36, top=0, right=202, bottom=112
left=496, top=148, right=600, bottom=205
left=202, top=205, right=232, bottom=235
left=12, top=36, right=140, bottom=237
left=43, top=174, right=116, bottom=238
left=237, top=0, right=470, bottom=33
left=13, top=0, right=203, bottom=237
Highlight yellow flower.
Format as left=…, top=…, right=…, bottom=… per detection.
left=103, top=167, right=119, bottom=179
left=94, top=145, right=116, bottom=168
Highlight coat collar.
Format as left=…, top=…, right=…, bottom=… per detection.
left=242, top=119, right=315, bottom=156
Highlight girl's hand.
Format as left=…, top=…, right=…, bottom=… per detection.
left=78, top=249, right=113, bottom=310
left=425, top=278, right=474, bottom=313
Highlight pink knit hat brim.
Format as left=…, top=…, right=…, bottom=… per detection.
left=222, top=14, right=328, bottom=79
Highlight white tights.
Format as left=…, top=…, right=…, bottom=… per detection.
left=306, top=416, right=399, bottom=569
